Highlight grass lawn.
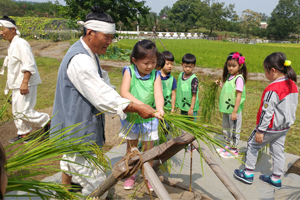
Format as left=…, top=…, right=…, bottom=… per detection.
left=117, top=39, right=300, bottom=74
left=0, top=55, right=300, bottom=156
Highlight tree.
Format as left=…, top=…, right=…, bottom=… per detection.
left=159, top=5, right=171, bottom=17
left=267, top=0, right=300, bottom=40
left=168, top=0, right=204, bottom=32
left=0, top=0, right=20, bottom=16
left=241, top=9, right=262, bottom=36
left=62, top=0, right=150, bottom=27
left=259, top=12, right=269, bottom=22
left=196, top=0, right=236, bottom=36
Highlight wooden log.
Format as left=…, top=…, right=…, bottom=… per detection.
left=89, top=132, right=195, bottom=198
left=192, top=140, right=247, bottom=200
left=158, top=175, right=212, bottom=200
left=143, top=162, right=172, bottom=200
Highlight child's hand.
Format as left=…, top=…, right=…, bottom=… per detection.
left=154, top=109, right=164, bottom=119
left=255, top=132, right=264, bottom=144
left=188, top=109, right=193, bottom=116
left=171, top=108, right=175, bottom=113
left=215, top=80, right=223, bottom=88
left=231, top=112, right=237, bottom=121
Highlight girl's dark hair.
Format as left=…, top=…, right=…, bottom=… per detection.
left=161, top=51, right=174, bottom=62
left=0, top=15, right=16, bottom=26
left=182, top=53, right=196, bottom=64
left=264, top=52, right=297, bottom=82
left=0, top=142, right=6, bottom=199
left=222, top=52, right=248, bottom=83
left=130, top=40, right=159, bottom=64
left=83, top=5, right=115, bottom=36
left=156, top=53, right=165, bottom=70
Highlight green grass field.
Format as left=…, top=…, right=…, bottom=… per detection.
left=117, top=39, right=300, bottom=74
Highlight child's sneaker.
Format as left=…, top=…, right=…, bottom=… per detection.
left=234, top=169, right=253, bottom=184
left=216, top=145, right=231, bottom=153
left=259, top=175, right=281, bottom=189
left=220, top=149, right=238, bottom=158
left=147, top=180, right=154, bottom=192
left=124, top=175, right=136, bottom=190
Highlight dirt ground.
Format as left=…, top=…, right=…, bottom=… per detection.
left=0, top=40, right=299, bottom=177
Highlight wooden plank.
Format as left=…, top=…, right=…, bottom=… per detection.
left=143, top=162, right=172, bottom=200
left=192, top=140, right=247, bottom=200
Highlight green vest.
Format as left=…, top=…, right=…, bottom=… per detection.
left=162, top=74, right=174, bottom=109
left=176, top=72, right=199, bottom=111
left=219, top=74, right=246, bottom=114
left=126, top=64, right=155, bottom=123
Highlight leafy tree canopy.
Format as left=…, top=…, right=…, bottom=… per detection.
left=159, top=5, right=171, bottom=17
left=196, top=0, right=235, bottom=36
left=168, top=0, right=205, bottom=32
left=267, top=0, right=300, bottom=40
left=240, top=9, right=262, bottom=36
left=62, top=0, right=150, bottom=27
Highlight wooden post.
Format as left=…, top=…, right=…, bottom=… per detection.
left=192, top=140, right=247, bottom=200
left=144, top=162, right=172, bottom=200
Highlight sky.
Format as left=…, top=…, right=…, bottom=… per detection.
left=19, top=0, right=279, bottom=18
left=144, top=0, right=279, bottom=17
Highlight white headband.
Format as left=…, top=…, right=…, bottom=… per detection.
left=0, top=20, right=21, bottom=35
left=77, top=20, right=115, bottom=34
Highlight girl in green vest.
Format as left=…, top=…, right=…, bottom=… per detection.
left=215, top=52, right=248, bottom=158
left=119, top=40, right=164, bottom=191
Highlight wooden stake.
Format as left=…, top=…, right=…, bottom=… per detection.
left=189, top=144, right=193, bottom=192
left=192, top=140, right=247, bottom=200
left=144, top=162, right=172, bottom=200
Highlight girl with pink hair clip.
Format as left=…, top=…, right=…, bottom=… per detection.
left=215, top=52, right=248, bottom=158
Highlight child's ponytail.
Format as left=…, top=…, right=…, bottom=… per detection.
left=264, top=52, right=297, bottom=83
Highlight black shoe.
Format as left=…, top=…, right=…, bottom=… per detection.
left=68, top=182, right=83, bottom=193
left=259, top=175, right=282, bottom=189
left=9, top=135, right=31, bottom=144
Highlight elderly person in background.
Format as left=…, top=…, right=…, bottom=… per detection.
left=51, top=5, right=160, bottom=198
left=0, top=16, right=50, bottom=144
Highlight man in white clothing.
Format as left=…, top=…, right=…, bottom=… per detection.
left=0, top=16, right=50, bottom=143
left=51, top=5, right=160, bottom=198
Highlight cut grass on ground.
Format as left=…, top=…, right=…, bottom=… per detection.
left=0, top=57, right=299, bottom=156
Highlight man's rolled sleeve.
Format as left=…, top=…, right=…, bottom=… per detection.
left=67, top=54, right=130, bottom=119
left=18, top=44, right=36, bottom=74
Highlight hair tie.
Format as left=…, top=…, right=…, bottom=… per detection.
left=284, top=60, right=291, bottom=67
left=231, top=52, right=245, bottom=65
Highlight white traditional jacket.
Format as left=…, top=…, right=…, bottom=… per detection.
left=1, top=35, right=41, bottom=94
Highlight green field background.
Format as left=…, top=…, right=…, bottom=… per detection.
left=117, top=39, right=300, bottom=74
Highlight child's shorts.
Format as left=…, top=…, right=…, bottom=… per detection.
left=119, top=129, right=159, bottom=141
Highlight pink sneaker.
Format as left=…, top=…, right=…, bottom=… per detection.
left=220, top=149, right=238, bottom=158
left=217, top=145, right=231, bottom=153
left=124, top=175, right=136, bottom=190
left=147, top=180, right=154, bottom=192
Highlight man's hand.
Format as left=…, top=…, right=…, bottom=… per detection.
left=20, top=71, right=31, bottom=95
left=20, top=82, right=29, bottom=95
left=124, top=103, right=159, bottom=119
left=255, top=132, right=264, bottom=144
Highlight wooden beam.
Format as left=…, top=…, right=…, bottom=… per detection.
left=143, top=162, right=172, bottom=200
left=192, top=140, right=247, bottom=200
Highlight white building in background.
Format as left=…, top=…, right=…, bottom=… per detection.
left=260, top=21, right=268, bottom=29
